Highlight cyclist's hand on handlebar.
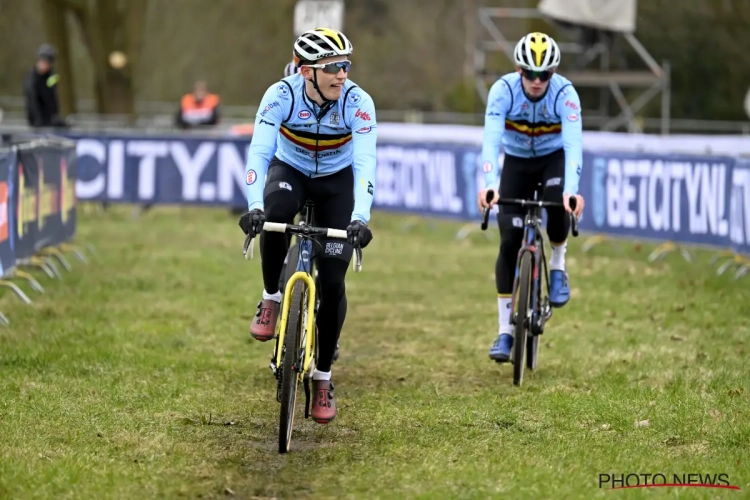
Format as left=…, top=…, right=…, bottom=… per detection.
left=478, top=188, right=500, bottom=211
left=346, top=220, right=373, bottom=248
left=238, top=209, right=266, bottom=238
left=563, top=193, right=585, bottom=219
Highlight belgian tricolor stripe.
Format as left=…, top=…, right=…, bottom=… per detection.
left=505, top=119, right=561, bottom=137
left=280, top=125, right=352, bottom=151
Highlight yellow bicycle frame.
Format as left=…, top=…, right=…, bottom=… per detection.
left=274, top=271, right=317, bottom=379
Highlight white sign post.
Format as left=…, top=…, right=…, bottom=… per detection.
left=294, top=0, right=345, bottom=36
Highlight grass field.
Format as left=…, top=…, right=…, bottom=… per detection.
left=0, top=205, right=748, bottom=499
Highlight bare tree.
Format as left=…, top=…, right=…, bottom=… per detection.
left=42, top=0, right=148, bottom=120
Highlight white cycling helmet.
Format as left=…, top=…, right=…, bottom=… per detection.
left=293, top=27, right=353, bottom=64
left=513, top=32, right=561, bottom=72
left=284, top=61, right=299, bottom=77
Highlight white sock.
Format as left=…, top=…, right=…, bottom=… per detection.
left=313, top=369, right=331, bottom=381
left=550, top=241, right=567, bottom=271
left=498, top=296, right=512, bottom=335
left=263, top=289, right=281, bottom=303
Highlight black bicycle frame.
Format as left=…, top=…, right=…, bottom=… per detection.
left=511, top=201, right=549, bottom=332
left=481, top=190, right=579, bottom=333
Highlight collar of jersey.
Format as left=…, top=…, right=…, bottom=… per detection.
left=301, top=85, right=335, bottom=119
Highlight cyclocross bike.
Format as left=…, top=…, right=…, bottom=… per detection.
left=277, top=213, right=340, bottom=364
left=481, top=186, right=579, bottom=386
left=243, top=200, right=362, bottom=453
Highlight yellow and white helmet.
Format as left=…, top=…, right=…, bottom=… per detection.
left=293, top=27, right=353, bottom=64
left=513, top=32, right=561, bottom=72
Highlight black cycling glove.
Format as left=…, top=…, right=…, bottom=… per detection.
left=238, top=209, right=266, bottom=238
left=346, top=220, right=373, bottom=248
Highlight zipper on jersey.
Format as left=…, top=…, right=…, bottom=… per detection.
left=315, top=116, right=320, bottom=176
left=531, top=101, right=536, bottom=157
left=313, top=101, right=334, bottom=177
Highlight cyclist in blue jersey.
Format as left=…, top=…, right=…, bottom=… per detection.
left=478, top=32, right=586, bottom=363
left=276, top=56, right=342, bottom=363
left=284, top=60, right=299, bottom=78
left=238, top=27, right=376, bottom=424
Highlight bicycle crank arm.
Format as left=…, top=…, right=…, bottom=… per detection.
left=303, top=372, right=312, bottom=419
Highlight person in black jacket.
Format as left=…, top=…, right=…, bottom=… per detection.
left=23, top=44, right=66, bottom=128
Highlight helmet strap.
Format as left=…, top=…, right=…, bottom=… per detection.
left=311, top=69, right=336, bottom=105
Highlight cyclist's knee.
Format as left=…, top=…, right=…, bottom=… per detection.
left=542, top=177, right=564, bottom=202
left=263, top=190, right=299, bottom=223
left=497, top=212, right=524, bottom=253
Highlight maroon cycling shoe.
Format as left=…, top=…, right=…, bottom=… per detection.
left=311, top=380, right=336, bottom=424
left=249, top=299, right=279, bottom=341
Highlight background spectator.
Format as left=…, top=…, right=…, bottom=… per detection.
left=23, top=43, right=66, bottom=129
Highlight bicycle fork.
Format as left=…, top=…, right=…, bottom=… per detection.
left=270, top=270, right=318, bottom=414
left=510, top=238, right=550, bottom=335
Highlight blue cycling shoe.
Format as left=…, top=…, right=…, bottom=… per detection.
left=549, top=270, right=570, bottom=308
left=489, top=333, right=513, bottom=363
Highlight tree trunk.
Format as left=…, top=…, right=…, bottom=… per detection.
left=65, top=0, right=148, bottom=121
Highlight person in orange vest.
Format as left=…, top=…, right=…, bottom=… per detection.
left=175, top=80, right=220, bottom=129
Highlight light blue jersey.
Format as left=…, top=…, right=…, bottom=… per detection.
left=481, top=72, right=583, bottom=195
left=245, top=76, right=377, bottom=223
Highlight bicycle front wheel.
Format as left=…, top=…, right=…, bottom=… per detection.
left=279, top=243, right=299, bottom=297
left=513, top=251, right=533, bottom=386
left=278, top=280, right=304, bottom=453
left=526, top=333, right=539, bottom=371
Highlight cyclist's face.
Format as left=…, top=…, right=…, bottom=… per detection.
left=302, top=55, right=349, bottom=100
left=518, top=67, right=553, bottom=98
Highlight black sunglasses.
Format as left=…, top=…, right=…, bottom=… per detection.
left=522, top=69, right=552, bottom=82
left=307, top=60, right=351, bottom=74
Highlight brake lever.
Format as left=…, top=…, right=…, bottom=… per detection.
left=243, top=234, right=254, bottom=260
left=481, top=208, right=490, bottom=231
left=353, top=246, right=362, bottom=272
left=480, top=189, right=496, bottom=231
left=568, top=195, right=579, bottom=237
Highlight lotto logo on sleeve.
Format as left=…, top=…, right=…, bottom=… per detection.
left=355, top=108, right=371, bottom=121
left=483, top=161, right=492, bottom=173
left=565, top=100, right=579, bottom=111
left=246, top=170, right=257, bottom=185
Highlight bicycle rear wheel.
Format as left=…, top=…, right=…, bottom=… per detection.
left=513, top=252, right=533, bottom=386
left=278, top=280, right=304, bottom=453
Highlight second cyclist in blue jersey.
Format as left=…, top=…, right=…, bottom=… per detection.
left=478, top=32, right=586, bottom=363
left=238, top=28, right=376, bottom=424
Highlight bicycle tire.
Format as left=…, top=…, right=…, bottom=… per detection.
left=279, top=243, right=299, bottom=296
left=526, top=334, right=539, bottom=371
left=278, top=280, right=304, bottom=454
left=513, top=252, right=533, bottom=386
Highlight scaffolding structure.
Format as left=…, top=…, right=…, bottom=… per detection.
left=474, top=7, right=671, bottom=134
